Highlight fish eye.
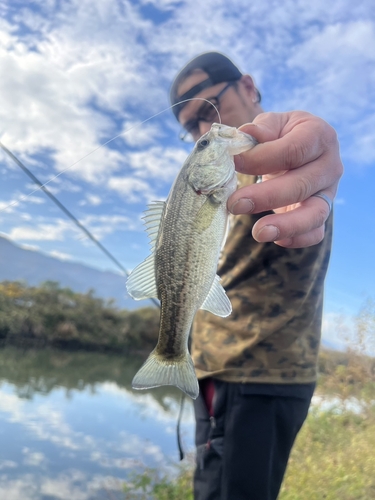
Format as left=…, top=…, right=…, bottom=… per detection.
left=197, top=138, right=210, bottom=151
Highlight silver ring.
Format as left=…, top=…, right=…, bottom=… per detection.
left=312, top=191, right=333, bottom=213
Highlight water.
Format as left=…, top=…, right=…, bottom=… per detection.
left=0, top=346, right=195, bottom=499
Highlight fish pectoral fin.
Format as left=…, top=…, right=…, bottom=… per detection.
left=200, top=274, right=232, bottom=317
left=132, top=350, right=199, bottom=399
left=194, top=196, right=218, bottom=233
left=126, top=254, right=158, bottom=300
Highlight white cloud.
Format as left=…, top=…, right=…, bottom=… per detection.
left=78, top=214, right=137, bottom=239
left=19, top=213, right=32, bottom=221
left=126, top=146, right=187, bottom=182
left=0, top=474, right=39, bottom=500
left=24, top=196, right=45, bottom=205
left=285, top=21, right=375, bottom=120
left=48, top=250, right=73, bottom=261
left=341, top=113, right=375, bottom=165
left=85, top=194, right=102, bottom=206
left=22, top=449, right=47, bottom=468
left=0, top=389, right=84, bottom=451
left=89, top=451, right=139, bottom=470
left=0, top=460, right=17, bottom=470
left=0, top=471, right=123, bottom=500
left=0, top=0, right=163, bottom=189
left=0, top=200, right=17, bottom=212
left=0, top=390, right=26, bottom=417
left=0, top=381, right=191, bottom=499
left=2, top=0, right=372, bottom=188
left=4, top=212, right=137, bottom=247
left=40, top=470, right=89, bottom=500
left=107, top=177, right=156, bottom=203
left=38, top=178, right=83, bottom=196
left=116, top=432, right=165, bottom=464
left=20, top=243, right=40, bottom=252
left=86, top=474, right=124, bottom=495
left=1, top=0, right=373, bottom=173
left=7, top=219, right=74, bottom=241
left=121, top=120, right=166, bottom=148
left=99, top=382, right=195, bottom=425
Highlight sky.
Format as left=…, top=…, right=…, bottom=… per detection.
left=0, top=0, right=374, bottom=350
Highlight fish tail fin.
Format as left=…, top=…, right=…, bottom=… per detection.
left=132, top=350, right=199, bottom=399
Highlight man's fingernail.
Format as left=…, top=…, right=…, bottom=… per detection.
left=254, top=225, right=280, bottom=242
left=229, top=198, right=254, bottom=215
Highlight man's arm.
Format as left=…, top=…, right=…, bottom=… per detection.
left=227, top=111, right=343, bottom=248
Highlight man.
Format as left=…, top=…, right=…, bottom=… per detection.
left=169, top=52, right=343, bottom=500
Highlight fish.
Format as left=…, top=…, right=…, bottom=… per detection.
left=126, top=123, right=257, bottom=399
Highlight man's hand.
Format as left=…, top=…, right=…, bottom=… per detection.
left=228, top=111, right=343, bottom=248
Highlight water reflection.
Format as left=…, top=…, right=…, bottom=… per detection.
left=0, top=346, right=194, bottom=500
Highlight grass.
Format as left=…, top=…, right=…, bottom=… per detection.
left=279, top=408, right=375, bottom=499
left=277, top=333, right=375, bottom=500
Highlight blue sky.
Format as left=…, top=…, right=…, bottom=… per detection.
left=0, top=0, right=374, bottom=349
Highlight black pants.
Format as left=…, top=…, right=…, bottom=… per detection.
left=193, top=379, right=315, bottom=500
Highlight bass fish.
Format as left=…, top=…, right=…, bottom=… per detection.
left=126, top=123, right=257, bottom=399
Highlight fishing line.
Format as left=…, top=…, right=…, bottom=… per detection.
left=0, top=98, right=221, bottom=213
left=0, top=98, right=220, bottom=307
left=0, top=141, right=161, bottom=306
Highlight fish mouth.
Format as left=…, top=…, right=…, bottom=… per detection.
left=211, top=123, right=236, bottom=138
left=211, top=123, right=258, bottom=154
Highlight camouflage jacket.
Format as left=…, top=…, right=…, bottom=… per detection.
left=192, top=174, right=333, bottom=384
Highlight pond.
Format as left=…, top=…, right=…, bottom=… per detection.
left=0, top=346, right=195, bottom=499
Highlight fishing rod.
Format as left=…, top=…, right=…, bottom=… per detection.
left=0, top=141, right=159, bottom=308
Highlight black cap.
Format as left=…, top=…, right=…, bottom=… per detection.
left=170, top=52, right=243, bottom=120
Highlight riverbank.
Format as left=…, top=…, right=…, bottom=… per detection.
left=0, top=281, right=159, bottom=354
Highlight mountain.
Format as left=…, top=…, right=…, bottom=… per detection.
left=0, top=235, right=148, bottom=310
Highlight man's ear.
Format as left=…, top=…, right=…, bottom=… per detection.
left=240, top=75, right=260, bottom=103
left=241, top=74, right=256, bottom=93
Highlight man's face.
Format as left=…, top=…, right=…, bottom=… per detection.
left=177, top=70, right=260, bottom=142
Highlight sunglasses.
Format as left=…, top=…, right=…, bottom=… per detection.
left=179, top=82, right=235, bottom=142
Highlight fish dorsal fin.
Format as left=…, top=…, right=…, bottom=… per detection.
left=200, top=275, right=232, bottom=317
left=126, top=254, right=158, bottom=300
left=126, top=201, right=165, bottom=301
left=143, top=201, right=166, bottom=250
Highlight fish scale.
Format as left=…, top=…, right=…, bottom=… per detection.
left=126, top=123, right=257, bottom=398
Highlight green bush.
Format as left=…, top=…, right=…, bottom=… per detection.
left=0, top=280, right=159, bottom=352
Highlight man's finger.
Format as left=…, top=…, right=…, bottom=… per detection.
left=251, top=196, right=332, bottom=243
left=236, top=112, right=339, bottom=176
left=228, top=165, right=338, bottom=215
left=273, top=226, right=326, bottom=248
